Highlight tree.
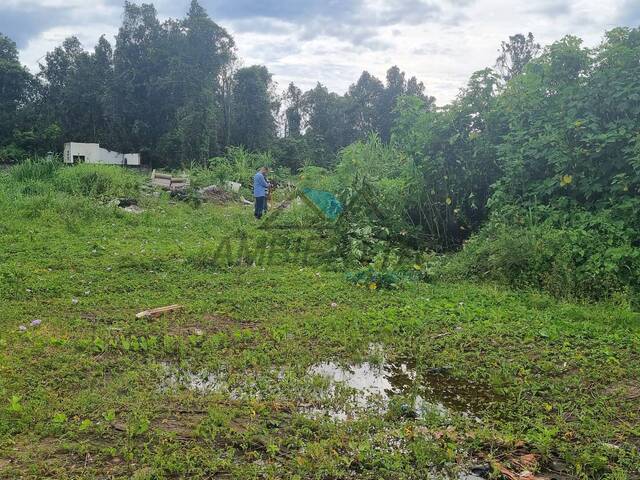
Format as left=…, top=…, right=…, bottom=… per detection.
left=284, top=82, right=303, bottom=137
left=345, top=71, right=384, bottom=142
left=377, top=66, right=435, bottom=142
left=38, top=36, right=88, bottom=145
left=0, top=33, right=32, bottom=152
left=302, top=83, right=350, bottom=165
left=158, top=0, right=235, bottom=164
left=230, top=65, right=278, bottom=151
left=111, top=1, right=165, bottom=156
left=495, top=32, right=541, bottom=82
left=392, top=68, right=502, bottom=248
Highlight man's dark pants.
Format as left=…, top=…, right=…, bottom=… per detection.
left=254, top=196, right=266, bottom=219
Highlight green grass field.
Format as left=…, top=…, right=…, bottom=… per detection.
left=0, top=167, right=639, bottom=479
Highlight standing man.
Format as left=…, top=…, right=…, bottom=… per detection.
left=253, top=167, right=271, bottom=219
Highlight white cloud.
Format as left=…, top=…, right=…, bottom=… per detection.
left=4, top=0, right=637, bottom=103
left=19, top=24, right=118, bottom=74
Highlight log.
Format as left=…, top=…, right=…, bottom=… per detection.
left=136, top=304, right=184, bottom=319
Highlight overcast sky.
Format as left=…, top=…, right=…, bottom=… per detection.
left=2, top=0, right=639, bottom=104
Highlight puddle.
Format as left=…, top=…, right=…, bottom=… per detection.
left=306, top=358, right=497, bottom=420
left=159, top=354, right=498, bottom=422
left=161, top=362, right=227, bottom=393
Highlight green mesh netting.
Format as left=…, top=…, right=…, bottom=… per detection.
left=301, top=188, right=343, bottom=220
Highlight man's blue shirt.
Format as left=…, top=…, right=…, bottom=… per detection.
left=253, top=171, right=269, bottom=197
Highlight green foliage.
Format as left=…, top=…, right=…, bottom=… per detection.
left=231, top=65, right=279, bottom=151
left=189, top=146, right=286, bottom=200
left=8, top=395, right=23, bottom=414
left=1, top=169, right=639, bottom=476
left=385, top=27, right=640, bottom=302
left=442, top=207, right=640, bottom=302
left=0, top=144, right=28, bottom=164
left=53, top=164, right=142, bottom=199
left=393, top=69, right=503, bottom=249
left=10, top=156, right=61, bottom=182
left=346, top=265, right=402, bottom=290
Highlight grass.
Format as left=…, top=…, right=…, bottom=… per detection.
left=0, top=165, right=639, bottom=479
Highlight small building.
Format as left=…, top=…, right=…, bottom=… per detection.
left=63, top=142, right=140, bottom=166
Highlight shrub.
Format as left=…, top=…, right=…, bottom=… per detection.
left=10, top=157, right=60, bottom=182
left=346, top=265, right=403, bottom=290
left=53, top=164, right=142, bottom=199
left=0, top=144, right=28, bottom=164
left=440, top=208, right=640, bottom=302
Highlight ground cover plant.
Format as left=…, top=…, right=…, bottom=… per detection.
left=1, top=166, right=639, bottom=479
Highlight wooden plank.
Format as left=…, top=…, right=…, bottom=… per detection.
left=136, top=304, right=184, bottom=319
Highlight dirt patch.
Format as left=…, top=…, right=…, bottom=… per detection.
left=167, top=314, right=257, bottom=337
left=203, top=313, right=257, bottom=330
left=154, top=413, right=205, bottom=439
left=605, top=381, right=640, bottom=401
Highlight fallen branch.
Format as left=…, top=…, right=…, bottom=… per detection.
left=432, top=332, right=452, bottom=339
left=136, top=304, right=183, bottom=319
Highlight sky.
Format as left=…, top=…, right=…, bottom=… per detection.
left=2, top=0, right=639, bottom=104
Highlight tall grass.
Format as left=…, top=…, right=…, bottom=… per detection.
left=10, top=157, right=60, bottom=182
left=53, top=164, right=142, bottom=199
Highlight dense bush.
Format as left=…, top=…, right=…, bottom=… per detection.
left=190, top=146, right=291, bottom=195
left=53, top=164, right=142, bottom=199
left=381, top=27, right=640, bottom=302
left=441, top=207, right=640, bottom=302
left=10, top=157, right=61, bottom=182
left=10, top=159, right=142, bottom=200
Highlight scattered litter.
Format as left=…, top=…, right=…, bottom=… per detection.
left=458, top=474, right=484, bottom=480
left=225, top=181, right=242, bottom=193
left=432, top=332, right=452, bottom=339
left=116, top=198, right=138, bottom=208
left=240, top=195, right=253, bottom=205
left=26, top=288, right=32, bottom=293
left=84, top=290, right=90, bottom=296
left=30, top=319, right=42, bottom=327
left=330, top=302, right=338, bottom=308
left=469, top=464, right=491, bottom=477
left=136, top=304, right=184, bottom=319
left=72, top=298, right=79, bottom=305
left=18, top=325, right=27, bottom=332
left=122, top=205, right=144, bottom=214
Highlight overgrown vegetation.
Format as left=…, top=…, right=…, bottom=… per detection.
left=2, top=3, right=640, bottom=477
left=10, top=158, right=142, bottom=200
left=289, top=28, right=640, bottom=305
left=1, top=165, right=639, bottom=479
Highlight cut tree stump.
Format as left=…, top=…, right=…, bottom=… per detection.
left=136, top=305, right=184, bottom=319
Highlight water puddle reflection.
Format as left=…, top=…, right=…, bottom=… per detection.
left=159, top=353, right=499, bottom=422
left=306, top=358, right=497, bottom=420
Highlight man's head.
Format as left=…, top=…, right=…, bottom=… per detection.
left=260, top=166, right=269, bottom=174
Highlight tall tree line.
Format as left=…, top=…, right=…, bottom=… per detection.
left=0, top=1, right=434, bottom=169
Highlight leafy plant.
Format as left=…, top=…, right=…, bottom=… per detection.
left=8, top=395, right=22, bottom=413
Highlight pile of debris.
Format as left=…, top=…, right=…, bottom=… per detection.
left=151, top=170, right=189, bottom=191
left=117, top=197, right=144, bottom=213
left=198, top=185, right=236, bottom=204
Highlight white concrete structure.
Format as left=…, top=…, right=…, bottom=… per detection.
left=63, top=142, right=141, bottom=166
